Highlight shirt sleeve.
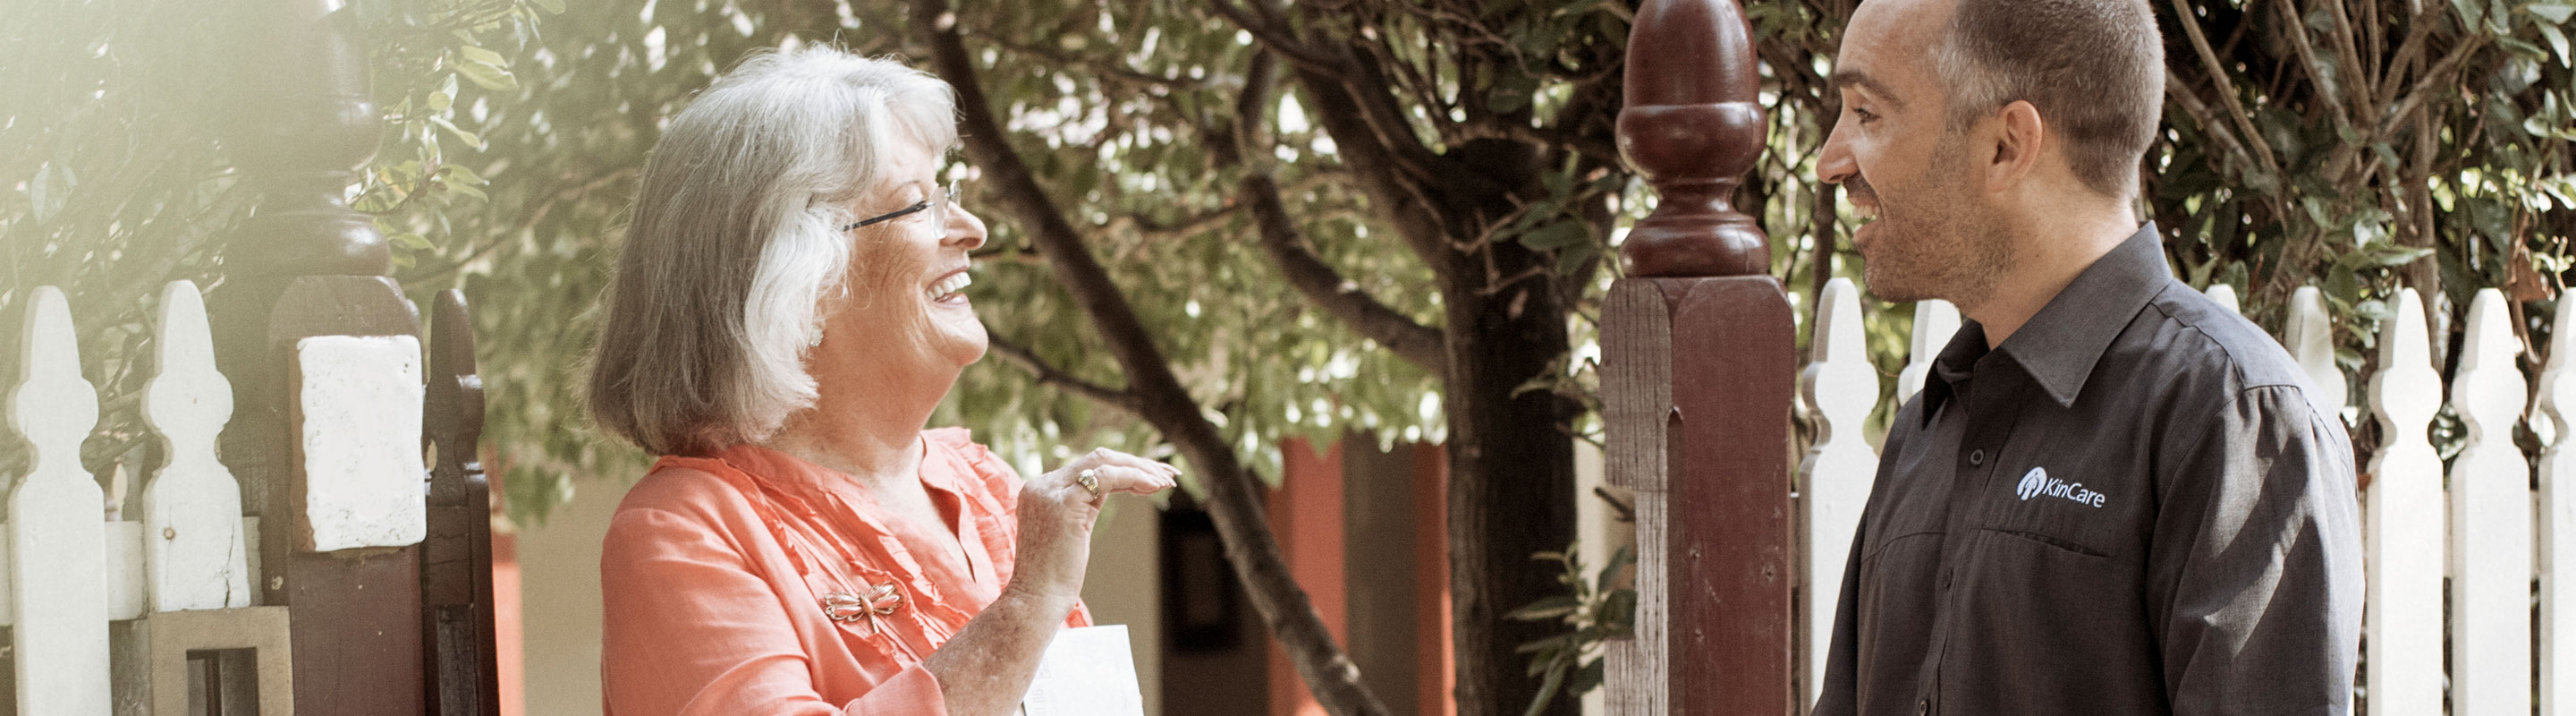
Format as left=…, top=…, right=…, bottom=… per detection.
left=2147, top=385, right=2362, bottom=715
left=601, top=506, right=950, bottom=716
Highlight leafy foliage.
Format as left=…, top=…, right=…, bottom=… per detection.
left=1506, top=542, right=1636, bottom=715
left=0, top=0, right=536, bottom=490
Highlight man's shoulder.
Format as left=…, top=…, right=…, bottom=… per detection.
left=2121, top=279, right=2315, bottom=398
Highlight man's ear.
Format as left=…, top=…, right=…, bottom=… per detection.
left=1986, top=99, right=2045, bottom=194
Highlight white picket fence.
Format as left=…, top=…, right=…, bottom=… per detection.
left=1, top=280, right=427, bottom=714
left=1796, top=277, right=2564, bottom=715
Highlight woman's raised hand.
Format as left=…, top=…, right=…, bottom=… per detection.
left=1004, top=448, right=1177, bottom=612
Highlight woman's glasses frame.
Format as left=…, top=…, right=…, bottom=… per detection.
left=842, top=180, right=960, bottom=235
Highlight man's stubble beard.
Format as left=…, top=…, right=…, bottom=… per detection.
left=1859, top=134, right=2014, bottom=307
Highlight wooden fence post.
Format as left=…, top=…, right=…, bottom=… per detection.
left=423, top=291, right=498, bottom=716
left=213, top=0, right=428, bottom=712
left=1601, top=0, right=1795, bottom=712
left=2365, top=288, right=2442, bottom=715
left=2450, top=288, right=2534, bottom=715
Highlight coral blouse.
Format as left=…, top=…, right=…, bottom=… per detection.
left=601, top=428, right=1090, bottom=715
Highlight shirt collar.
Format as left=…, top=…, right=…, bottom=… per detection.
left=1920, top=223, right=2170, bottom=415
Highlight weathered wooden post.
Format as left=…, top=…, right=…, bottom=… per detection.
left=422, top=290, right=500, bottom=716
left=1600, top=0, right=1796, bottom=713
left=214, top=0, right=430, bottom=712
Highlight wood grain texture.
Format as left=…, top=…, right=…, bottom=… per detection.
left=1604, top=276, right=1795, bottom=715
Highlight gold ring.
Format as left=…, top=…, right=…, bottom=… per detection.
left=1075, top=468, right=1102, bottom=497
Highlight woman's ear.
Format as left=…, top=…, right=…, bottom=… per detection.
left=1985, top=99, right=2046, bottom=195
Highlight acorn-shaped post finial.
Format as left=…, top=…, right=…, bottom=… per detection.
left=1617, top=0, right=1769, bottom=277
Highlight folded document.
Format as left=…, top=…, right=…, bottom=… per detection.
left=1020, top=625, right=1146, bottom=716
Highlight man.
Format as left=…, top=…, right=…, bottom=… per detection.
left=1808, top=0, right=2362, bottom=714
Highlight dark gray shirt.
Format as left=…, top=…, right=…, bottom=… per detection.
left=1810, top=225, right=2363, bottom=716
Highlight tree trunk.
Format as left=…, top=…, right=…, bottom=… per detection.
left=1439, top=204, right=1580, bottom=716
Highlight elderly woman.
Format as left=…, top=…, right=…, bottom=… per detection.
left=587, top=46, right=1174, bottom=716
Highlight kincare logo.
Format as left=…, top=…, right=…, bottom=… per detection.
left=2014, top=466, right=2106, bottom=508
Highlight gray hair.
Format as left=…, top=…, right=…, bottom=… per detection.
left=588, top=45, right=958, bottom=456
left=1931, top=0, right=2164, bottom=199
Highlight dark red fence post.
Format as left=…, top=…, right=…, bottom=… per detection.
left=1602, top=0, right=1798, bottom=713
left=213, top=0, right=429, bottom=712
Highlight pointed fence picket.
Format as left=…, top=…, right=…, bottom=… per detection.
left=2366, top=288, right=2445, bottom=715
left=1894, top=300, right=1958, bottom=404
left=2542, top=296, right=2576, bottom=716
left=1797, top=278, right=1877, bottom=708
left=1789, top=283, right=2572, bottom=715
left=6, top=286, right=114, bottom=715
left=2452, top=289, right=2534, bottom=715
left=2205, top=284, right=2241, bottom=314
left=0, top=280, right=370, bottom=713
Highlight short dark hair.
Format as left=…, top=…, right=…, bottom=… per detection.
left=1935, top=0, right=2164, bottom=198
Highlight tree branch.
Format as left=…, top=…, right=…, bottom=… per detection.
left=2166, top=0, right=2284, bottom=180
left=982, top=330, right=1139, bottom=413
left=1243, top=172, right=1448, bottom=371
left=1210, top=51, right=1448, bottom=375
left=909, top=5, right=1393, bottom=715
left=1208, top=0, right=1345, bottom=72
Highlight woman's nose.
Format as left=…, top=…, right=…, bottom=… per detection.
left=945, top=205, right=988, bottom=251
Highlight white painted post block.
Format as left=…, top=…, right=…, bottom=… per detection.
left=1895, top=300, right=1959, bottom=404
left=140, top=281, right=251, bottom=611
left=1797, top=278, right=1879, bottom=712
left=2539, top=295, right=2576, bottom=716
left=2365, top=288, right=2444, bottom=716
left=2449, top=288, right=2535, bottom=716
left=292, top=335, right=426, bottom=552
left=4, top=286, right=114, bottom=715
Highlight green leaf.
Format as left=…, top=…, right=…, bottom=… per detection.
left=2543, top=24, right=2573, bottom=67
left=458, top=45, right=508, bottom=66
left=457, top=61, right=516, bottom=90
left=2532, top=4, right=2576, bottom=24
left=431, top=116, right=483, bottom=149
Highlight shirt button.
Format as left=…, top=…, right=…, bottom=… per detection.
left=1918, top=699, right=1931, bottom=716
left=1967, top=448, right=1986, bottom=466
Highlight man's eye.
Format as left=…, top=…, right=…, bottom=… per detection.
left=1853, top=107, right=1881, bottom=124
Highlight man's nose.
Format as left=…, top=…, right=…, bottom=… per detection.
left=1817, top=124, right=1858, bottom=185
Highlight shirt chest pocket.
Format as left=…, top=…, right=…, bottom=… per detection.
left=1973, top=462, right=2131, bottom=559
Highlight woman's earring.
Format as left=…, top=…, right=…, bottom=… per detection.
left=807, top=323, right=825, bottom=347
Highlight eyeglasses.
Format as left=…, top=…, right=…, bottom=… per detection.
left=843, top=180, right=960, bottom=234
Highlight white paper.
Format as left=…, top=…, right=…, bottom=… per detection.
left=1020, top=625, right=1146, bottom=716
